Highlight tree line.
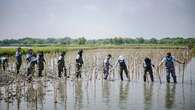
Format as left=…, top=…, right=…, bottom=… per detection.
left=0, top=37, right=194, bottom=46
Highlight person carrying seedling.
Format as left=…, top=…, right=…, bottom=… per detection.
left=75, top=49, right=84, bottom=78
left=115, top=55, right=130, bottom=81
left=57, top=51, right=67, bottom=78
left=143, top=57, right=154, bottom=82
left=103, top=54, right=112, bottom=80
left=27, top=53, right=37, bottom=81
left=26, top=48, right=33, bottom=63
left=37, top=51, right=46, bottom=77
left=158, top=52, right=184, bottom=83
left=16, top=47, right=22, bottom=74
left=0, top=57, right=8, bottom=71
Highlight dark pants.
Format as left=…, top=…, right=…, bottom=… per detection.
left=1, top=63, right=7, bottom=71
left=76, top=64, right=82, bottom=78
left=144, top=69, right=154, bottom=82
left=16, top=61, right=22, bottom=74
left=166, top=68, right=177, bottom=83
left=58, top=66, right=67, bottom=77
left=27, top=66, right=35, bottom=81
left=103, top=66, right=109, bottom=80
left=3, top=64, right=6, bottom=71
left=38, top=64, right=44, bottom=77
left=119, top=65, right=129, bottom=81
left=27, top=66, right=35, bottom=76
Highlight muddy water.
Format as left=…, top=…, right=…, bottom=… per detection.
left=0, top=49, right=194, bottom=110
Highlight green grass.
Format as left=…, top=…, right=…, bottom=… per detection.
left=0, top=47, right=67, bottom=56
left=192, top=47, right=195, bottom=55
left=0, top=44, right=188, bottom=56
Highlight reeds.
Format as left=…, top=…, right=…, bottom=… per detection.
left=0, top=44, right=187, bottom=56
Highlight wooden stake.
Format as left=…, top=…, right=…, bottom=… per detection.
left=157, top=67, right=162, bottom=84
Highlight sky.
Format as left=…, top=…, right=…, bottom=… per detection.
left=0, top=0, right=195, bottom=40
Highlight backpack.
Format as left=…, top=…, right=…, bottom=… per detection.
left=144, top=58, right=152, bottom=69
left=165, top=56, right=174, bottom=69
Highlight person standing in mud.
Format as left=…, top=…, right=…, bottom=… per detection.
left=16, top=47, right=22, bottom=74
left=27, top=53, right=37, bottom=81
left=103, top=54, right=112, bottom=80
left=143, top=57, right=155, bottom=82
left=75, top=49, right=84, bottom=78
left=26, top=48, right=33, bottom=63
left=37, top=51, right=46, bottom=77
left=57, top=52, right=67, bottom=77
left=115, top=55, right=129, bottom=81
left=158, top=52, right=184, bottom=83
left=0, top=57, right=8, bottom=71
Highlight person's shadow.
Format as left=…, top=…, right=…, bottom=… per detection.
left=74, top=80, right=83, bottom=110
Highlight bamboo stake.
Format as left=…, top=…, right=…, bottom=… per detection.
left=157, top=67, right=162, bottom=84
left=182, top=60, right=185, bottom=84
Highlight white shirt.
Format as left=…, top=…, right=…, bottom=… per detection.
left=161, top=56, right=176, bottom=63
left=115, top=55, right=128, bottom=66
left=58, top=56, right=63, bottom=61
left=76, top=54, right=80, bottom=60
left=103, top=58, right=112, bottom=66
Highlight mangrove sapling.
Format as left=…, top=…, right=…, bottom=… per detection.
left=182, top=53, right=187, bottom=84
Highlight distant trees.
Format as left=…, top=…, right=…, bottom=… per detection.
left=136, top=37, right=145, bottom=43
left=149, top=38, right=158, bottom=44
left=61, top=37, right=72, bottom=45
left=0, top=36, right=194, bottom=46
left=77, top=37, right=86, bottom=45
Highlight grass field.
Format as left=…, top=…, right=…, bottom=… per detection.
left=0, top=44, right=192, bottom=56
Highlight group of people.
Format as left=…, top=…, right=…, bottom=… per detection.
left=57, top=49, right=84, bottom=78
left=103, top=54, right=129, bottom=81
left=102, top=52, right=184, bottom=83
left=1, top=47, right=184, bottom=83
left=15, top=48, right=46, bottom=80
left=15, top=47, right=84, bottom=81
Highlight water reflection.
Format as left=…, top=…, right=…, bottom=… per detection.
left=54, top=79, right=68, bottom=110
left=165, top=84, right=176, bottom=109
left=102, top=80, right=111, bottom=109
left=36, top=80, right=45, bottom=110
left=74, top=80, right=83, bottom=110
left=144, top=83, right=153, bottom=110
left=119, top=82, right=129, bottom=110
left=26, top=82, right=36, bottom=109
left=15, top=81, right=22, bottom=110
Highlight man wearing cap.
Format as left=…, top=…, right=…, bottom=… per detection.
left=75, top=49, right=84, bottom=78
left=115, top=55, right=130, bottom=81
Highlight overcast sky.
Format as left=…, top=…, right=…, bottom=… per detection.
left=0, top=0, right=195, bottom=39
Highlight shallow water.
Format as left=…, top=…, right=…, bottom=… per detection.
left=0, top=49, right=194, bottom=110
